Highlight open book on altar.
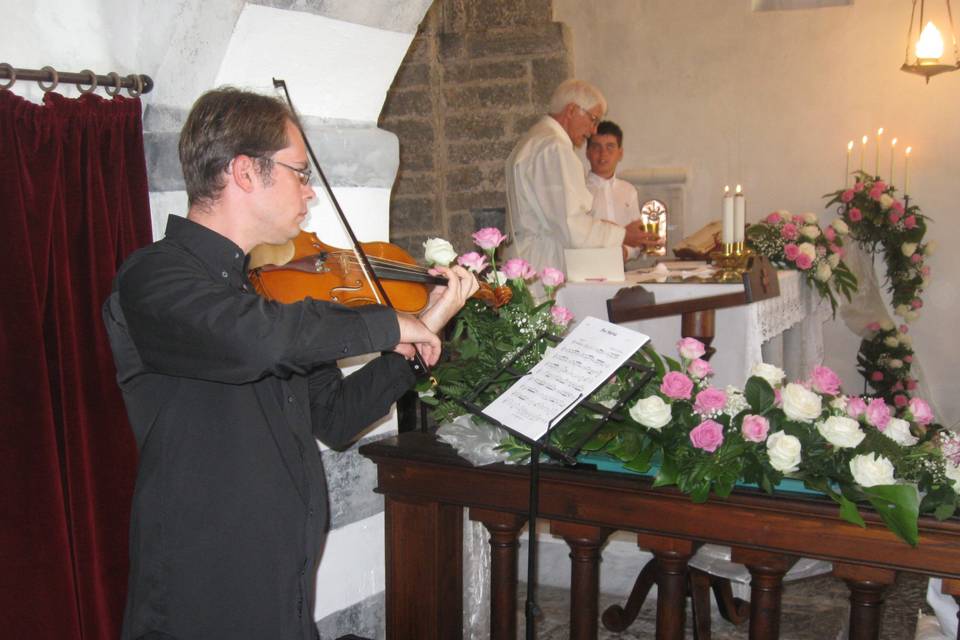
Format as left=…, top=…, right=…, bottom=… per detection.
left=482, top=316, right=649, bottom=442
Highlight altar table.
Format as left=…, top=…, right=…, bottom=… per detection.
left=361, top=432, right=960, bottom=640
left=556, top=270, right=826, bottom=388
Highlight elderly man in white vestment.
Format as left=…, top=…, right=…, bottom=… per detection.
left=504, top=79, right=652, bottom=273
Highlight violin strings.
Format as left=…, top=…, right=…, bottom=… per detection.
left=326, top=252, right=440, bottom=277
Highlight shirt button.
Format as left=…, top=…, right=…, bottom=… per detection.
left=235, top=252, right=241, bottom=259
left=287, top=395, right=295, bottom=403
left=221, top=271, right=228, bottom=278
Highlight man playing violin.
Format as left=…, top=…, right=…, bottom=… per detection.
left=103, top=87, right=477, bottom=640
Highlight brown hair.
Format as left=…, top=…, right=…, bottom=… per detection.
left=178, top=87, right=294, bottom=208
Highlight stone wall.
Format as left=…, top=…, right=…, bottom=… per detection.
left=380, top=0, right=574, bottom=258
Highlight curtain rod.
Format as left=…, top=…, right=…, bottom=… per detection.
left=0, top=63, right=153, bottom=97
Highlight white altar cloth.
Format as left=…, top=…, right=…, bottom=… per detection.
left=556, top=269, right=828, bottom=388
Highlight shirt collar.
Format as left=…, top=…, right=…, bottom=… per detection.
left=587, top=171, right=617, bottom=186
left=543, top=115, right=573, bottom=147
left=164, top=215, right=249, bottom=283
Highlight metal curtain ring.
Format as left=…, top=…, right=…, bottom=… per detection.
left=105, top=72, right=122, bottom=96
left=0, top=63, right=14, bottom=90
left=126, top=74, right=142, bottom=97
left=38, top=65, right=59, bottom=92
left=76, top=69, right=98, bottom=94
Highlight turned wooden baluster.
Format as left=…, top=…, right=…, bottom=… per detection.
left=469, top=508, right=526, bottom=640
left=550, top=521, right=612, bottom=640
left=730, top=547, right=796, bottom=640
left=635, top=533, right=699, bottom=640
left=833, top=563, right=896, bottom=640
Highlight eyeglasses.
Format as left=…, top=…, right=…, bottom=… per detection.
left=274, top=161, right=312, bottom=186
left=577, top=105, right=601, bottom=126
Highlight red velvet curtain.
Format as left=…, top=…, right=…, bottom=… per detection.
left=0, top=90, right=152, bottom=639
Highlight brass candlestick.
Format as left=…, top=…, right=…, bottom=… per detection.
left=710, top=243, right=753, bottom=282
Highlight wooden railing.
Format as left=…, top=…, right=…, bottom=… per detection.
left=360, top=432, right=960, bottom=640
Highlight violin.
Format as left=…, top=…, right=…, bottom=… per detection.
left=248, top=230, right=446, bottom=314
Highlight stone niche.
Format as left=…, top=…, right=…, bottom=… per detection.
left=380, top=0, right=574, bottom=258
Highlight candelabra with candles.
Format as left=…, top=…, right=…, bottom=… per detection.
left=710, top=242, right=753, bottom=282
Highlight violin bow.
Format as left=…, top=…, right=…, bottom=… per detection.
left=272, top=78, right=431, bottom=378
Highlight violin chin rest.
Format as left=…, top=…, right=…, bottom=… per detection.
left=248, top=239, right=296, bottom=269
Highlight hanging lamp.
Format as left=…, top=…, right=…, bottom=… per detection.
left=901, top=0, right=960, bottom=82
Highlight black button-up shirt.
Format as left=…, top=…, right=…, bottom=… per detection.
left=103, top=215, right=414, bottom=640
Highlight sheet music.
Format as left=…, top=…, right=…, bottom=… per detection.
left=483, top=316, right=649, bottom=441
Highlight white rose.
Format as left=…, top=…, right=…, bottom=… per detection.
left=832, top=219, right=849, bottom=235
left=828, top=253, right=841, bottom=268
left=925, top=240, right=937, bottom=256
left=880, top=193, right=894, bottom=209
left=751, top=362, right=785, bottom=388
left=629, top=395, right=672, bottom=430
left=879, top=319, right=895, bottom=331
left=485, top=270, right=507, bottom=286
left=906, top=310, right=920, bottom=322
left=849, top=453, right=896, bottom=487
left=884, top=336, right=900, bottom=348
left=894, top=304, right=910, bottom=318
left=803, top=212, right=819, bottom=224
left=902, top=242, right=917, bottom=257
left=798, top=243, right=817, bottom=260
left=888, top=358, right=903, bottom=369
left=781, top=383, right=823, bottom=422
left=899, top=334, right=913, bottom=347
left=802, top=225, right=821, bottom=240
left=945, top=462, right=960, bottom=489
left=767, top=431, right=802, bottom=473
left=814, top=262, right=832, bottom=282
left=830, top=395, right=848, bottom=412
left=817, top=415, right=865, bottom=448
left=422, top=237, right=458, bottom=266
left=884, top=417, right=918, bottom=446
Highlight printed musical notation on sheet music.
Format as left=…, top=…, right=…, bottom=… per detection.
left=483, top=316, right=649, bottom=441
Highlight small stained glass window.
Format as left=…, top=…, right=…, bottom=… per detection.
left=640, top=199, right=668, bottom=256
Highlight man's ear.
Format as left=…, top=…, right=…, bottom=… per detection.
left=230, top=155, right=258, bottom=193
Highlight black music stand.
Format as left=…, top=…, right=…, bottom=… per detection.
left=450, top=331, right=656, bottom=640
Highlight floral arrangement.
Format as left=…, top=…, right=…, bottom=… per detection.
left=824, top=173, right=935, bottom=406
left=419, top=228, right=574, bottom=423
left=520, top=338, right=955, bottom=546
left=745, top=210, right=857, bottom=316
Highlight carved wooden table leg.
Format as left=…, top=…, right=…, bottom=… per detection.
left=833, top=563, right=896, bottom=640
left=550, top=521, right=612, bottom=640
left=730, top=547, right=796, bottom=640
left=470, top=508, right=526, bottom=640
left=940, top=579, right=960, bottom=640
left=681, top=309, right=716, bottom=360
left=601, top=558, right=658, bottom=631
left=384, top=495, right=463, bottom=640
left=637, top=533, right=698, bottom=640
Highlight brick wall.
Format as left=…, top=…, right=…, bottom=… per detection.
left=379, top=0, right=573, bottom=259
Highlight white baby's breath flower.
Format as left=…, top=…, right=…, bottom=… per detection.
left=817, top=415, right=865, bottom=448
left=724, top=385, right=749, bottom=416
left=849, top=453, right=896, bottom=487
left=767, top=431, right=802, bottom=473
left=629, top=396, right=672, bottom=430
left=751, top=362, right=785, bottom=388
left=422, top=237, right=458, bottom=266
left=781, top=383, right=822, bottom=422
left=884, top=417, right=918, bottom=446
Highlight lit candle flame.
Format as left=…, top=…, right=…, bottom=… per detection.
left=916, top=21, right=945, bottom=60
left=877, top=127, right=884, bottom=136
left=861, top=135, right=868, bottom=145
left=891, top=138, right=898, bottom=147
left=735, top=184, right=742, bottom=194
left=847, top=140, right=854, bottom=151
left=906, top=146, right=912, bottom=156
left=724, top=185, right=730, bottom=194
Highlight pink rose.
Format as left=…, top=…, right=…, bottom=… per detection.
left=781, top=223, right=799, bottom=240
left=846, top=396, right=867, bottom=419
left=824, top=226, right=836, bottom=242
left=894, top=394, right=909, bottom=408
left=457, top=251, right=488, bottom=272
left=694, top=388, right=727, bottom=415
left=550, top=305, right=574, bottom=327
left=906, top=379, right=918, bottom=391
left=910, top=253, right=922, bottom=264
left=911, top=298, right=923, bottom=309
left=854, top=181, right=865, bottom=192
left=472, top=227, right=507, bottom=251
left=795, top=254, right=813, bottom=270
left=687, top=358, right=713, bottom=379
left=909, top=397, right=934, bottom=425
left=874, top=180, right=888, bottom=191
left=866, top=398, right=892, bottom=430
left=677, top=337, right=706, bottom=360
left=889, top=213, right=901, bottom=225
left=540, top=267, right=565, bottom=287
left=904, top=215, right=917, bottom=229
left=690, top=419, right=725, bottom=453
left=869, top=184, right=884, bottom=200
left=660, top=371, right=694, bottom=400
left=870, top=371, right=884, bottom=382
left=921, top=266, right=931, bottom=276
left=900, top=324, right=909, bottom=334
left=848, top=207, right=862, bottom=222
left=841, top=189, right=855, bottom=203
left=766, top=212, right=783, bottom=224
left=783, top=243, right=800, bottom=260
left=891, top=200, right=905, bottom=214
left=810, top=365, right=842, bottom=396
left=502, top=258, right=535, bottom=280
left=903, top=355, right=913, bottom=363
left=891, top=382, right=904, bottom=392
left=741, top=414, right=770, bottom=443
left=866, top=322, right=881, bottom=332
